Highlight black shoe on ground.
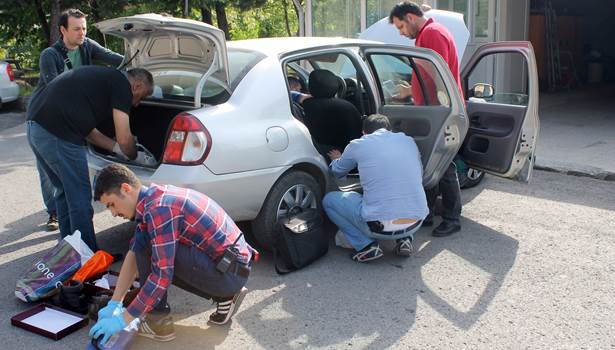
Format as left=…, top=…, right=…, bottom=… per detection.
left=432, top=221, right=461, bottom=237
left=46, top=214, right=59, bottom=231
left=209, top=287, right=248, bottom=325
left=138, top=314, right=176, bottom=342
left=351, top=243, right=383, bottom=262
left=395, top=237, right=413, bottom=257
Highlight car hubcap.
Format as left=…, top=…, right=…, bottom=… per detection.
left=277, top=184, right=317, bottom=220
left=467, top=168, right=483, bottom=180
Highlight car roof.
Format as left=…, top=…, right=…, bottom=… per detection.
left=227, top=37, right=380, bottom=57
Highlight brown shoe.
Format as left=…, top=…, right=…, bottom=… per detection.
left=46, top=214, right=59, bottom=231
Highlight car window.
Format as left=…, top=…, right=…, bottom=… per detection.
left=368, top=53, right=451, bottom=107
left=467, top=52, right=529, bottom=106
left=151, top=49, right=264, bottom=104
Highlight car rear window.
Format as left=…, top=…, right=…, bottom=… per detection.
left=150, top=49, right=264, bottom=105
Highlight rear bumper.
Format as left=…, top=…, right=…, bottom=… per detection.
left=0, top=83, right=19, bottom=103
left=88, top=151, right=286, bottom=221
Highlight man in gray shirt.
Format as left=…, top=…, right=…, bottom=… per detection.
left=323, top=114, right=428, bottom=262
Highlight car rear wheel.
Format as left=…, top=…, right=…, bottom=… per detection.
left=251, top=170, right=323, bottom=250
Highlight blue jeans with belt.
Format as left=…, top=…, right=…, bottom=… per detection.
left=132, top=232, right=249, bottom=313
left=323, top=191, right=377, bottom=251
left=26, top=121, right=98, bottom=251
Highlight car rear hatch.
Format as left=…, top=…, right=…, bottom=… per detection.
left=95, top=13, right=230, bottom=107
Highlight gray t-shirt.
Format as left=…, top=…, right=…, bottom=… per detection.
left=329, top=128, right=428, bottom=221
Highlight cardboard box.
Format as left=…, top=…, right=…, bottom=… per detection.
left=11, top=303, right=89, bottom=340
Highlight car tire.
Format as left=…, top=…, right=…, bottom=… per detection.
left=251, top=170, right=323, bottom=250
left=458, top=167, right=485, bottom=189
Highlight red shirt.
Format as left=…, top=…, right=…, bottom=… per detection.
left=412, top=18, right=464, bottom=105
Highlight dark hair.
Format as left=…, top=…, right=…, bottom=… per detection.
left=59, top=9, right=86, bottom=31
left=94, top=164, right=141, bottom=201
left=389, top=1, right=423, bottom=23
left=363, top=114, right=391, bottom=134
left=127, top=68, right=154, bottom=93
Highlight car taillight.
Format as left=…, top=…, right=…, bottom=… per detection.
left=162, top=112, right=212, bottom=165
left=6, top=64, right=14, bottom=81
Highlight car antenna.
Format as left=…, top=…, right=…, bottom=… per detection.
left=117, top=49, right=140, bottom=71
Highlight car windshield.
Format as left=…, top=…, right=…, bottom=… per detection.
left=150, top=49, right=264, bottom=104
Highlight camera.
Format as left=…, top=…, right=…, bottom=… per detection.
left=216, top=247, right=239, bottom=273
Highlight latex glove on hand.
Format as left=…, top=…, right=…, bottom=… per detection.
left=89, top=313, right=127, bottom=346
left=97, top=300, right=122, bottom=320
left=134, top=144, right=157, bottom=166
left=112, top=142, right=129, bottom=160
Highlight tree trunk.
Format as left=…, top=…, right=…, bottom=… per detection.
left=183, top=0, right=189, bottom=18
left=200, top=5, right=213, bottom=24
left=291, top=0, right=305, bottom=37
left=33, top=0, right=50, bottom=45
left=49, top=0, right=62, bottom=46
left=282, top=0, right=292, bottom=36
left=88, top=0, right=106, bottom=46
left=214, top=2, right=230, bottom=40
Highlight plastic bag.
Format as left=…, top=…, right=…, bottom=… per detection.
left=72, top=250, right=114, bottom=282
left=15, top=230, right=94, bottom=302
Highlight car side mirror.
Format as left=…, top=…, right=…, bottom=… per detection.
left=471, top=83, right=494, bottom=99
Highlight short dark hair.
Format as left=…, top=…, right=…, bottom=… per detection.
left=389, top=1, right=423, bottom=23
left=59, top=9, right=86, bottom=31
left=127, top=68, right=154, bottom=93
left=363, top=114, right=391, bottom=134
left=94, top=164, right=141, bottom=201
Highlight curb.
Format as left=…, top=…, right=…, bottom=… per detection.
left=535, top=160, right=615, bottom=182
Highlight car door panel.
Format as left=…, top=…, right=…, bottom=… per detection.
left=460, top=41, right=540, bottom=182
left=360, top=45, right=467, bottom=189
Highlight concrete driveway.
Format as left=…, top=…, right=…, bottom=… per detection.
left=1, top=111, right=614, bottom=349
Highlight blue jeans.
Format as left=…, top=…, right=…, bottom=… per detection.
left=323, top=191, right=376, bottom=251
left=26, top=121, right=98, bottom=251
left=37, top=160, right=56, bottom=215
left=133, top=232, right=249, bottom=310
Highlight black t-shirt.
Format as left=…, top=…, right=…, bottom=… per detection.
left=27, top=66, right=132, bottom=145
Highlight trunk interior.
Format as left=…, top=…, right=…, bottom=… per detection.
left=92, top=103, right=187, bottom=166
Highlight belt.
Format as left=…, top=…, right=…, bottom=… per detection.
left=374, top=220, right=422, bottom=236
left=229, top=261, right=251, bottom=278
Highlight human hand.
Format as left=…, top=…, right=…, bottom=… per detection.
left=89, top=313, right=127, bottom=346
left=327, top=149, right=342, bottom=161
left=396, top=81, right=412, bottom=99
left=112, top=142, right=129, bottom=160
left=97, top=300, right=121, bottom=320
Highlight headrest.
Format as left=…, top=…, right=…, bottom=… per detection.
left=308, top=70, right=340, bottom=98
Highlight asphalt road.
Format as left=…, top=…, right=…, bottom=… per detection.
left=1, top=110, right=614, bottom=349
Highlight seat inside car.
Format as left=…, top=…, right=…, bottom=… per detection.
left=302, top=69, right=363, bottom=156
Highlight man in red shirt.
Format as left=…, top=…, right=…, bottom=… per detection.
left=389, top=1, right=463, bottom=237
left=88, top=164, right=257, bottom=345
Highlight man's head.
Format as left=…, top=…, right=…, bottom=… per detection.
left=126, top=68, right=154, bottom=106
left=363, top=114, right=392, bottom=134
left=94, top=164, right=142, bottom=220
left=288, top=76, right=303, bottom=92
left=389, top=2, right=426, bottom=39
left=59, top=9, right=87, bottom=49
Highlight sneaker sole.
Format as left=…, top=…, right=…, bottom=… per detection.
left=137, top=331, right=177, bottom=342
left=209, top=287, right=248, bottom=326
left=353, top=252, right=384, bottom=262
left=395, top=248, right=413, bottom=257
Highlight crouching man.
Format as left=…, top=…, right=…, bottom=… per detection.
left=89, top=164, right=257, bottom=343
left=323, top=114, right=428, bottom=262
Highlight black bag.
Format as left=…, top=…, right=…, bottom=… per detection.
left=274, top=209, right=328, bottom=275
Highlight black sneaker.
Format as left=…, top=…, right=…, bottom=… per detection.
left=432, top=221, right=461, bottom=237
left=395, top=237, right=413, bottom=257
left=137, top=314, right=176, bottom=342
left=351, top=243, right=383, bottom=263
left=46, top=214, right=59, bottom=231
left=209, top=287, right=248, bottom=325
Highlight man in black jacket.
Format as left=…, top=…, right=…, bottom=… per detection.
left=30, top=8, right=124, bottom=231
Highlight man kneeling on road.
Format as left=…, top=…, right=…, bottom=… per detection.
left=323, top=114, right=428, bottom=262
left=89, top=164, right=257, bottom=343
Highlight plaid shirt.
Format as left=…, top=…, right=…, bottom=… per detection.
left=126, top=183, right=256, bottom=318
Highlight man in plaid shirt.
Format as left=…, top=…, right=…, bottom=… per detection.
left=89, top=164, right=257, bottom=344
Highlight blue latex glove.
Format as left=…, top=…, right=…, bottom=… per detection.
left=98, top=300, right=121, bottom=320
left=89, top=314, right=127, bottom=345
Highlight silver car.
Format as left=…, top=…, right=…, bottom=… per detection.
left=88, top=14, right=539, bottom=249
left=0, top=60, right=20, bottom=108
